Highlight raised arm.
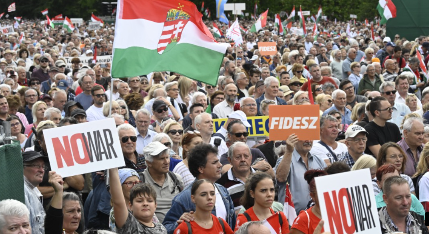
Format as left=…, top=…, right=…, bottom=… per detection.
left=109, top=168, right=129, bottom=229
left=276, top=134, right=298, bottom=183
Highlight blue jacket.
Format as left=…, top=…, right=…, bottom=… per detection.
left=255, top=94, right=287, bottom=116
left=41, top=79, right=53, bottom=94
left=162, top=180, right=236, bottom=234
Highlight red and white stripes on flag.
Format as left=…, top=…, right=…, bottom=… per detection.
left=417, top=50, right=428, bottom=74
left=299, top=6, right=306, bottom=35
left=157, top=19, right=188, bottom=54
left=112, top=7, right=116, bottom=15
left=91, top=13, right=104, bottom=25
left=41, top=8, right=48, bottom=15
left=371, top=22, right=375, bottom=41
left=19, top=32, right=24, bottom=44
left=0, top=13, right=4, bottom=19
left=226, top=18, right=243, bottom=46
left=283, top=184, right=297, bottom=224
left=8, top=2, right=15, bottom=12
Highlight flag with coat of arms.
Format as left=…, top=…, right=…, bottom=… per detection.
left=226, top=18, right=243, bottom=46
left=8, top=2, right=15, bottom=12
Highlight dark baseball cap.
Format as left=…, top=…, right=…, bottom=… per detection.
left=152, top=100, right=167, bottom=112
left=23, top=151, right=47, bottom=163
left=71, top=108, right=87, bottom=118
left=57, top=80, right=68, bottom=90
left=49, top=67, right=60, bottom=72
left=41, top=94, right=52, bottom=101
left=423, top=42, right=429, bottom=49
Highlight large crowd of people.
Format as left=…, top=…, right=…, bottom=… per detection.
left=1, top=14, right=429, bottom=234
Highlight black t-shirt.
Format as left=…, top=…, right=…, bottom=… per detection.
left=364, top=121, right=401, bottom=155
left=347, top=95, right=368, bottom=109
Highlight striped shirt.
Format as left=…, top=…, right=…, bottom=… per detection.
left=216, top=168, right=254, bottom=211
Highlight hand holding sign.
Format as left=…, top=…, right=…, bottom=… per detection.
left=286, top=133, right=299, bottom=152
left=48, top=171, right=63, bottom=193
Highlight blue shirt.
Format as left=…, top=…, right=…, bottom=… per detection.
left=74, top=93, right=93, bottom=110
left=136, top=129, right=157, bottom=155
left=323, top=105, right=352, bottom=124
left=388, top=102, right=411, bottom=128
left=25, top=105, right=33, bottom=124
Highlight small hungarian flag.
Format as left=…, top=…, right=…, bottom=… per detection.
left=0, top=13, right=4, bottom=19
left=365, top=18, right=369, bottom=25
left=63, top=16, right=75, bottom=32
left=54, top=14, right=63, bottom=18
left=312, top=22, right=318, bottom=36
left=377, top=0, right=397, bottom=25
left=41, top=8, right=48, bottom=15
left=111, top=0, right=229, bottom=86
left=14, top=16, right=21, bottom=21
left=46, top=15, right=54, bottom=28
left=286, top=6, right=295, bottom=29
left=284, top=184, right=297, bottom=225
left=275, top=14, right=284, bottom=35
left=250, top=9, right=268, bottom=32
left=371, top=22, right=375, bottom=41
left=299, top=6, right=306, bottom=35
left=417, top=50, right=428, bottom=75
left=316, top=6, right=322, bottom=22
left=208, top=9, right=211, bottom=18
left=112, top=7, right=116, bottom=15
left=8, top=3, right=15, bottom=12
left=18, top=32, right=24, bottom=44
left=91, top=13, right=104, bottom=25
left=310, top=14, right=316, bottom=23
left=200, top=1, right=204, bottom=12
left=212, top=22, right=223, bottom=38
left=239, top=24, right=247, bottom=34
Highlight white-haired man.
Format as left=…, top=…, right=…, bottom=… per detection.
left=323, top=89, right=352, bottom=124
left=213, top=83, right=237, bottom=118
left=397, top=117, right=425, bottom=177
left=255, top=76, right=287, bottom=116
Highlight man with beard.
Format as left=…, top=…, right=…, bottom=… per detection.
left=275, top=134, right=327, bottom=213
left=213, top=83, right=237, bottom=118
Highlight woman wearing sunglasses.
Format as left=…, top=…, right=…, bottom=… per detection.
left=164, top=122, right=184, bottom=158
left=291, top=63, right=307, bottom=84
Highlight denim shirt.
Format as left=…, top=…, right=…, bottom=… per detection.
left=162, top=180, right=236, bottom=234
left=24, top=177, right=45, bottom=234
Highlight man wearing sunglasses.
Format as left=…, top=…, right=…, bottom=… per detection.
left=86, top=86, right=106, bottom=122
left=380, top=81, right=411, bottom=128
left=30, top=55, right=50, bottom=82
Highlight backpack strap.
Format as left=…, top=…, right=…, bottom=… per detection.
left=185, top=221, right=192, bottom=234
left=278, top=212, right=283, bottom=228
left=168, top=171, right=183, bottom=192
left=218, top=217, right=225, bottom=233
left=243, top=212, right=251, bottom=221
left=318, top=141, right=338, bottom=161
left=138, top=171, right=145, bottom=183
left=212, top=133, right=225, bottom=141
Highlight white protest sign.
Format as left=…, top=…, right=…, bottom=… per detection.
left=350, top=14, right=357, bottom=19
left=43, top=118, right=125, bottom=177
left=88, top=22, right=101, bottom=30
left=70, top=18, right=84, bottom=26
left=224, top=3, right=246, bottom=15
left=0, top=25, right=14, bottom=35
left=290, top=27, right=304, bottom=36
left=62, top=55, right=112, bottom=69
left=316, top=169, right=381, bottom=234
left=302, top=11, right=310, bottom=16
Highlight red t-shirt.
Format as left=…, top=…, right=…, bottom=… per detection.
left=382, top=56, right=406, bottom=68
left=301, top=76, right=339, bottom=91
left=291, top=207, right=324, bottom=234
left=235, top=207, right=290, bottom=233
left=174, top=214, right=233, bottom=234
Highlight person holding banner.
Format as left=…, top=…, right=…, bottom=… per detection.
left=290, top=170, right=328, bottom=234
left=174, top=179, right=234, bottom=234
left=235, top=172, right=290, bottom=233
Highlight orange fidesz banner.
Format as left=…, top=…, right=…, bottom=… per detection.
left=258, top=42, right=277, bottom=55
left=268, top=105, right=320, bottom=140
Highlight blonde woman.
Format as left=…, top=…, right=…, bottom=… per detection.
left=351, top=154, right=377, bottom=179
left=315, top=94, right=333, bottom=113
left=102, top=101, right=121, bottom=117
left=413, top=142, right=429, bottom=200
left=406, top=94, right=420, bottom=112
left=163, top=121, right=184, bottom=158
left=24, top=101, right=47, bottom=135
left=177, top=76, right=196, bottom=110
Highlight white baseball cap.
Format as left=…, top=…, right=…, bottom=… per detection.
left=383, top=37, right=391, bottom=43
left=228, top=110, right=251, bottom=127
left=345, top=125, right=368, bottom=139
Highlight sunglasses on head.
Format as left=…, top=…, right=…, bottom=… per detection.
left=275, top=140, right=286, bottom=147
left=232, top=132, right=249, bottom=137
left=156, top=107, right=168, bottom=113
left=168, top=129, right=183, bottom=135
left=121, top=136, right=137, bottom=143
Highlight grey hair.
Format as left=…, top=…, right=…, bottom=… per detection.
left=164, top=81, right=178, bottom=92
left=194, top=113, right=211, bottom=129
left=320, top=66, right=332, bottom=75
left=239, top=97, right=255, bottom=106
left=192, top=91, right=206, bottom=104
left=153, top=88, right=168, bottom=98
left=127, top=77, right=140, bottom=83
left=292, top=91, right=308, bottom=105
left=408, top=57, right=419, bottom=65
left=0, top=199, right=29, bottom=230
left=264, top=76, right=278, bottom=88
left=332, top=89, right=346, bottom=100
left=16, top=66, right=25, bottom=72
left=366, top=64, right=375, bottom=71
left=235, top=221, right=264, bottom=234
left=398, top=71, right=415, bottom=80
left=54, top=73, right=66, bottom=81
left=136, top=108, right=151, bottom=118
left=402, top=117, right=424, bottom=133
left=349, top=39, right=359, bottom=47
left=116, top=123, right=136, bottom=134
left=116, top=81, right=129, bottom=90
left=0, top=84, right=11, bottom=92
left=44, top=107, right=61, bottom=119
left=320, top=115, right=339, bottom=128
left=116, top=100, right=130, bottom=119
left=235, top=72, right=247, bottom=81
left=379, top=81, right=395, bottom=93
left=227, top=141, right=250, bottom=159
left=424, top=125, right=429, bottom=134
left=24, top=88, right=37, bottom=96
left=261, top=67, right=270, bottom=73
left=52, top=89, right=66, bottom=99
left=3, top=78, right=14, bottom=86
left=62, top=192, right=84, bottom=230
left=152, top=133, right=173, bottom=147
left=78, top=74, right=93, bottom=87
left=322, top=82, right=335, bottom=92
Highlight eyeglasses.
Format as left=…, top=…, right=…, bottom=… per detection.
left=24, top=164, right=48, bottom=170
left=25, top=94, right=37, bottom=98
left=121, top=136, right=137, bottom=143
left=188, top=130, right=201, bottom=135
left=168, top=129, right=183, bottom=135
left=141, top=81, right=149, bottom=85
left=378, top=107, right=393, bottom=112
left=382, top=90, right=396, bottom=95
left=296, top=70, right=303, bottom=73
left=344, top=86, right=354, bottom=91
left=120, top=106, right=127, bottom=109
left=315, top=88, right=322, bottom=91
left=233, top=154, right=251, bottom=161
left=335, top=116, right=341, bottom=120
left=327, top=99, right=333, bottom=103
left=215, top=97, right=224, bottom=101
left=275, top=140, right=286, bottom=147
left=10, top=122, right=20, bottom=127
left=59, top=65, right=65, bottom=68
left=206, top=85, right=214, bottom=89
left=163, top=142, right=172, bottom=148
left=31, top=82, right=40, bottom=85
left=388, top=154, right=404, bottom=160
left=290, top=83, right=302, bottom=86
left=94, top=94, right=105, bottom=98
left=231, top=132, right=249, bottom=137
left=156, top=107, right=168, bottom=113
left=169, top=88, right=179, bottom=92
left=123, top=181, right=141, bottom=188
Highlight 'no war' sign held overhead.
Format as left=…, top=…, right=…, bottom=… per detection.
left=268, top=105, right=320, bottom=141
left=43, top=118, right=125, bottom=177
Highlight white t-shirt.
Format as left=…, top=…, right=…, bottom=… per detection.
left=86, top=105, right=105, bottom=122
left=419, top=172, right=429, bottom=202
left=215, top=186, right=227, bottom=220
left=310, top=141, right=348, bottom=164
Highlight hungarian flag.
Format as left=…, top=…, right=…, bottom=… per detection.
left=417, top=50, right=428, bottom=75
left=312, top=22, right=318, bottom=36
left=46, top=15, right=54, bottom=28
left=310, top=15, right=316, bottom=23
left=111, top=0, right=228, bottom=86
left=285, top=6, right=295, bottom=29
left=212, top=22, right=223, bottom=38
left=208, top=9, right=211, bottom=18
left=18, top=32, right=24, bottom=44
left=377, top=0, right=396, bottom=25
left=14, top=17, right=21, bottom=22
left=0, top=13, right=4, bottom=19
left=299, top=6, right=306, bottom=35
left=41, top=8, right=48, bottom=15
left=275, top=14, right=284, bottom=35
left=91, top=13, right=104, bottom=25
left=371, top=22, right=375, bottom=41
left=316, top=6, right=322, bottom=22
left=283, top=184, right=297, bottom=225
left=200, top=1, right=204, bottom=12
left=63, top=16, right=75, bottom=32
left=239, top=24, right=247, bottom=34
left=204, top=8, right=209, bottom=17
left=226, top=18, right=243, bottom=46
left=250, top=9, right=268, bottom=32
left=365, top=18, right=369, bottom=25
left=112, top=7, right=116, bottom=15
left=262, top=212, right=283, bottom=233
left=8, top=3, right=15, bottom=12
left=54, top=14, right=63, bottom=18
